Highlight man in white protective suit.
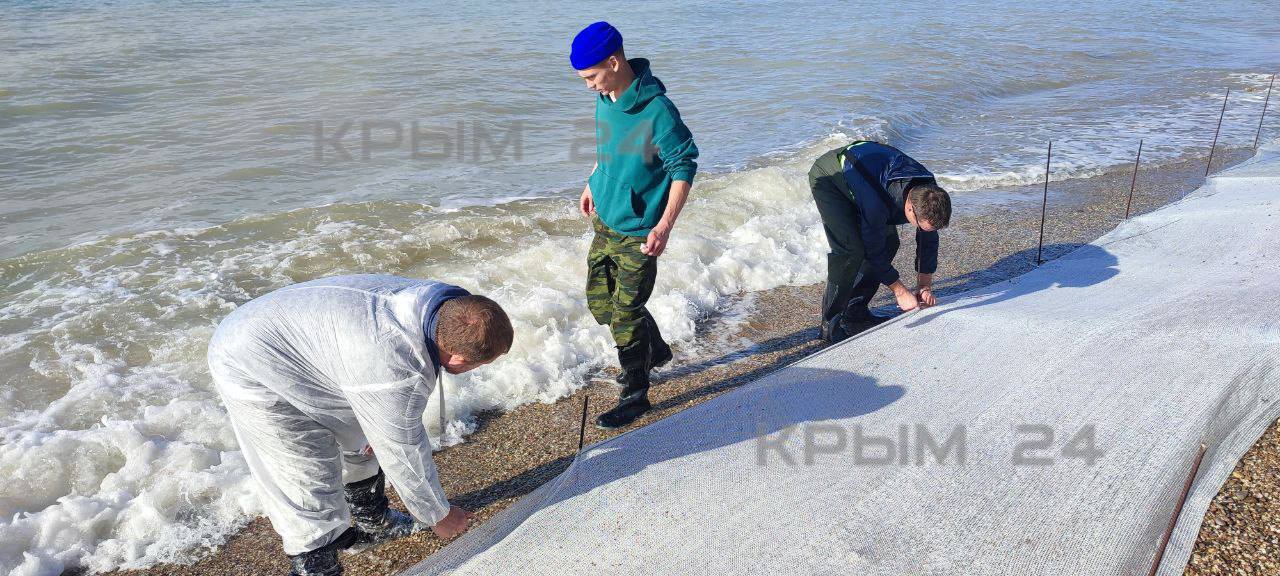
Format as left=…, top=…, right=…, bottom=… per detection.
left=207, top=274, right=514, bottom=576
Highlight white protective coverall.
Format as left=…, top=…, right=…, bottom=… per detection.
left=207, top=274, right=466, bottom=555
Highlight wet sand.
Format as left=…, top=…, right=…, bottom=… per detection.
left=99, top=148, right=1270, bottom=576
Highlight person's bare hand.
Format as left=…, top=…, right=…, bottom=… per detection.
left=642, top=224, right=670, bottom=257
left=915, top=287, right=936, bottom=308
left=579, top=187, right=595, bottom=218
left=893, top=285, right=919, bottom=311
left=431, top=506, right=473, bottom=539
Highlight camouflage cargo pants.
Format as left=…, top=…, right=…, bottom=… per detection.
left=586, top=216, right=659, bottom=350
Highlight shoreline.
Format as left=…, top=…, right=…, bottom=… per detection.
left=98, top=147, right=1262, bottom=576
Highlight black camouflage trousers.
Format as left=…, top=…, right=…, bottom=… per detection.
left=586, top=216, right=659, bottom=350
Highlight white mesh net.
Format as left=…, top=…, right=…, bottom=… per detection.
left=405, top=145, right=1280, bottom=575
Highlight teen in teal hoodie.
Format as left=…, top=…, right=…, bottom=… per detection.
left=587, top=57, right=699, bottom=236
left=572, top=22, right=698, bottom=429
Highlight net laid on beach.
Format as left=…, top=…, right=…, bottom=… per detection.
left=402, top=145, right=1280, bottom=575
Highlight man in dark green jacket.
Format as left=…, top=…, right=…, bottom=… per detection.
left=571, top=21, right=699, bottom=429
left=810, top=141, right=952, bottom=343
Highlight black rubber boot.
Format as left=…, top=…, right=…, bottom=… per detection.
left=343, top=469, right=416, bottom=548
left=838, top=296, right=889, bottom=337
left=597, top=342, right=651, bottom=430
left=818, top=254, right=862, bottom=343
left=615, top=317, right=672, bottom=384
left=288, top=528, right=358, bottom=576
left=820, top=317, right=849, bottom=343
left=596, top=373, right=651, bottom=430
left=648, top=319, right=673, bottom=370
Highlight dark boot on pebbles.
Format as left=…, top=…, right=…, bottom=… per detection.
left=289, top=528, right=358, bottom=576
left=838, top=300, right=890, bottom=336
left=343, top=469, right=418, bottom=549
left=616, top=317, right=672, bottom=384
left=597, top=342, right=652, bottom=429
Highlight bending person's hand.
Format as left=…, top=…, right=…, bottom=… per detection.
left=892, top=284, right=919, bottom=312
left=431, top=506, right=474, bottom=539
left=915, top=287, right=936, bottom=308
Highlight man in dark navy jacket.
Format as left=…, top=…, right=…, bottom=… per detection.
left=808, top=140, right=952, bottom=342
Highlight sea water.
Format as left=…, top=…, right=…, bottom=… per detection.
left=2, top=1, right=1279, bottom=573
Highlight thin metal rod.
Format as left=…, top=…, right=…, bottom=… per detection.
left=1125, top=139, right=1143, bottom=219
left=1036, top=141, right=1051, bottom=265
left=436, top=372, right=447, bottom=434
left=1255, top=74, right=1275, bottom=150
left=1206, top=88, right=1230, bottom=176
left=577, top=396, right=589, bottom=451
left=1147, top=443, right=1207, bottom=576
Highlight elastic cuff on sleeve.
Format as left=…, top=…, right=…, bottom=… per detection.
left=670, top=170, right=695, bottom=185
left=416, top=502, right=451, bottom=527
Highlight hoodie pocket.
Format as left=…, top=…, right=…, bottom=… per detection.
left=590, top=168, right=646, bottom=230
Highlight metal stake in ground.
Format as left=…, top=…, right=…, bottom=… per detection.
left=1125, top=139, right=1143, bottom=219
left=1255, top=74, right=1275, bottom=150
left=1206, top=87, right=1230, bottom=177
left=577, top=396, right=589, bottom=452
left=1036, top=140, right=1052, bottom=265
left=1147, top=443, right=1207, bottom=576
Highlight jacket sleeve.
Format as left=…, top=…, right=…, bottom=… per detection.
left=915, top=228, right=939, bottom=275
left=345, top=374, right=450, bottom=526
left=852, top=187, right=900, bottom=286
left=654, top=100, right=698, bottom=184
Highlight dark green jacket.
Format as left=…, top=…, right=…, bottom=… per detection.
left=590, top=58, right=698, bottom=236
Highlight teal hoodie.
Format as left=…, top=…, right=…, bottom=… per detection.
left=589, top=58, right=699, bottom=236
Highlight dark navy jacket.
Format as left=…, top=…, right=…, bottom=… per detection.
left=840, top=141, right=940, bottom=286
